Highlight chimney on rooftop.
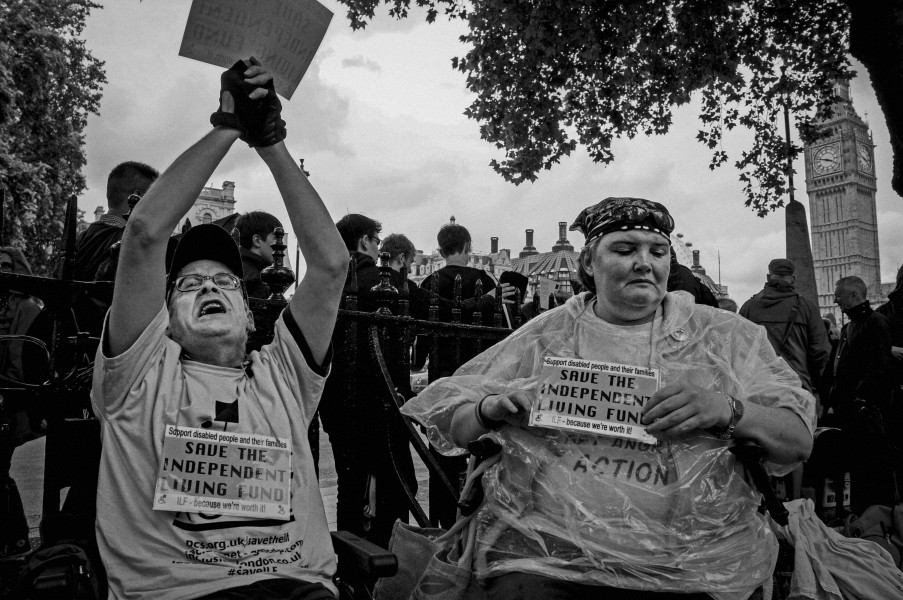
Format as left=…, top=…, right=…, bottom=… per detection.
left=519, top=229, right=538, bottom=258
left=552, top=221, right=574, bottom=253
left=691, top=250, right=706, bottom=276
left=491, top=237, right=498, bottom=254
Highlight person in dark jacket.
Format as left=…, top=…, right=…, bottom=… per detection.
left=74, top=162, right=159, bottom=282
left=417, top=222, right=512, bottom=528
left=739, top=259, right=830, bottom=394
left=824, top=275, right=896, bottom=511
left=666, top=247, right=718, bottom=307
left=318, top=214, right=419, bottom=549
left=233, top=210, right=284, bottom=299
left=877, top=264, right=903, bottom=366
left=71, top=162, right=159, bottom=342
left=419, top=223, right=503, bottom=377
left=380, top=233, right=429, bottom=319
left=876, top=263, right=903, bottom=486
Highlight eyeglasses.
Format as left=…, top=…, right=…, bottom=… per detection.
left=611, top=204, right=674, bottom=232
left=173, top=273, right=241, bottom=292
left=368, top=235, right=381, bottom=245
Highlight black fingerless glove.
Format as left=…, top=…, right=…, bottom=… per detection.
left=210, top=60, right=255, bottom=135
left=210, top=60, right=286, bottom=147
left=241, top=80, right=286, bottom=148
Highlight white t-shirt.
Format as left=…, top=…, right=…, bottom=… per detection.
left=92, top=306, right=336, bottom=600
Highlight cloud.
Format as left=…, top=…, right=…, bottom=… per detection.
left=340, top=55, right=381, bottom=72
left=76, top=0, right=901, bottom=306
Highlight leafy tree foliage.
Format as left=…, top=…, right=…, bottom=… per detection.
left=0, top=0, right=105, bottom=275
left=335, top=0, right=899, bottom=216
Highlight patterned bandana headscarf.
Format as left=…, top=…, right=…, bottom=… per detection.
left=570, top=197, right=674, bottom=246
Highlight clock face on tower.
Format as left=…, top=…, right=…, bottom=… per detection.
left=813, top=144, right=841, bottom=175
left=857, top=142, right=873, bottom=173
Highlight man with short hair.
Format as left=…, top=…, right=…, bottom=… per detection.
left=420, top=223, right=502, bottom=374
left=75, top=161, right=160, bottom=282
left=93, top=59, right=347, bottom=599
left=380, top=233, right=415, bottom=274
left=234, top=210, right=284, bottom=299
left=336, top=213, right=382, bottom=263
left=740, top=259, right=830, bottom=394
left=319, top=220, right=421, bottom=548
left=825, top=275, right=896, bottom=511
left=418, top=222, right=505, bottom=528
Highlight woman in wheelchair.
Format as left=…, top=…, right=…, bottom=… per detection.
left=403, top=198, right=816, bottom=599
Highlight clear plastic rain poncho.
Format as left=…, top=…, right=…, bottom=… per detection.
left=402, top=291, right=816, bottom=599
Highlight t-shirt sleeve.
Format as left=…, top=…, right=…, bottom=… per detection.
left=91, top=304, right=171, bottom=419
left=255, top=310, right=333, bottom=423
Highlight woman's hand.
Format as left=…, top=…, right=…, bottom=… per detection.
left=450, top=391, right=532, bottom=447
left=480, top=391, right=532, bottom=427
left=641, top=383, right=731, bottom=439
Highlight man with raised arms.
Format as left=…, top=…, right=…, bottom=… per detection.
left=92, top=58, right=347, bottom=599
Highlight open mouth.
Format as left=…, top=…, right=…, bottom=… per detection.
left=197, top=300, right=227, bottom=317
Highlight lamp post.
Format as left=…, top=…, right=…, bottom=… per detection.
left=781, top=67, right=819, bottom=308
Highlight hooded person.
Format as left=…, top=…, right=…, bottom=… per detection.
left=401, top=196, right=815, bottom=600
left=739, top=259, right=831, bottom=394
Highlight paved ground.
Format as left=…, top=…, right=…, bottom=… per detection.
left=10, top=423, right=431, bottom=548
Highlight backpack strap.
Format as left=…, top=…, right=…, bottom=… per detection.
left=777, top=295, right=801, bottom=354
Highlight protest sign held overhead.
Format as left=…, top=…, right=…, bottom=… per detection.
left=154, top=425, right=292, bottom=519
left=531, top=356, right=659, bottom=444
left=179, top=0, right=333, bottom=99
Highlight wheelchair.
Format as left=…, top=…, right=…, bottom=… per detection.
left=0, top=291, right=397, bottom=600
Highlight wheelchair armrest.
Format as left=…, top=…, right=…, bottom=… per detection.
left=331, top=531, right=398, bottom=579
left=729, top=440, right=789, bottom=527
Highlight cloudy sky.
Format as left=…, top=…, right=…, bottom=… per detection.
left=79, top=0, right=902, bottom=305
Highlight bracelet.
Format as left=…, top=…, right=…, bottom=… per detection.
left=474, top=395, right=506, bottom=430
left=711, top=393, right=743, bottom=440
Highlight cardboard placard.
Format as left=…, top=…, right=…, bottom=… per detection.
left=154, top=425, right=292, bottom=519
left=179, top=0, right=333, bottom=99
left=530, top=356, right=659, bottom=444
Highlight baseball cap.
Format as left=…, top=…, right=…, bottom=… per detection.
left=166, top=224, right=244, bottom=291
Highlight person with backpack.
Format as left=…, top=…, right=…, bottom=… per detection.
left=740, top=258, right=831, bottom=395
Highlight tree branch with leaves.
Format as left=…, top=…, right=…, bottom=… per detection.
left=335, top=0, right=894, bottom=216
left=0, top=0, right=105, bottom=275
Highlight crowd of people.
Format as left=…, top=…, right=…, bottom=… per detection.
left=0, top=56, right=901, bottom=600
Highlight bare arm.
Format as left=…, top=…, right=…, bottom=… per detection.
left=254, top=143, right=347, bottom=365
left=450, top=391, right=532, bottom=448
left=107, top=127, right=242, bottom=357
left=642, top=383, right=812, bottom=464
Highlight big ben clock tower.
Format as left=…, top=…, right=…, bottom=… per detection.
left=804, top=80, right=880, bottom=322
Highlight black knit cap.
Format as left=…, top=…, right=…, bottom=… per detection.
left=570, top=197, right=675, bottom=245
left=166, top=224, right=244, bottom=291
left=768, top=258, right=795, bottom=276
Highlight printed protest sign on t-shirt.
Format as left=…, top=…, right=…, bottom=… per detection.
left=530, top=356, right=659, bottom=444
left=154, top=425, right=292, bottom=519
left=179, top=0, right=333, bottom=99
